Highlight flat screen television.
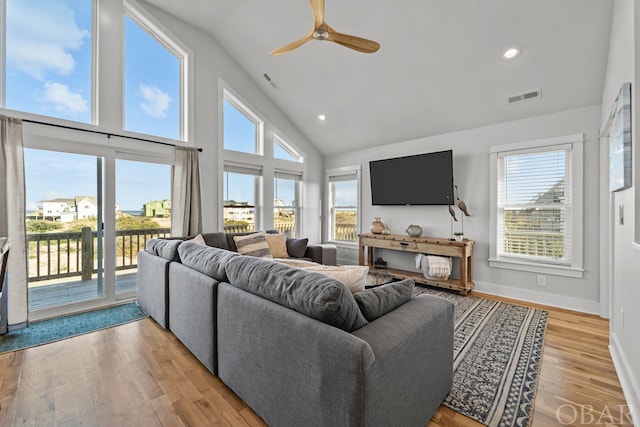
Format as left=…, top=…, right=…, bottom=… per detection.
left=369, top=150, right=454, bottom=205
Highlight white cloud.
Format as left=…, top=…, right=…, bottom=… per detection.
left=40, top=82, right=89, bottom=115
left=6, top=1, right=89, bottom=79
left=139, top=84, right=172, bottom=118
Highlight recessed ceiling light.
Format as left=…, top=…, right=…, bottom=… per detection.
left=318, top=114, right=326, bottom=121
left=503, top=46, right=521, bottom=60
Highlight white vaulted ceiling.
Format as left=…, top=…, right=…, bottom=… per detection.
left=144, top=0, right=614, bottom=156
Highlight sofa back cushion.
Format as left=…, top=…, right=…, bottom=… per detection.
left=178, top=241, right=239, bottom=282
left=226, top=256, right=368, bottom=332
left=146, top=238, right=182, bottom=261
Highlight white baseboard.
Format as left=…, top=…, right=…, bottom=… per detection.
left=474, top=281, right=601, bottom=314
left=610, top=333, right=640, bottom=426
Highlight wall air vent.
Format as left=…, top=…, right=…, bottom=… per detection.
left=507, top=89, right=541, bottom=104
left=263, top=73, right=278, bottom=89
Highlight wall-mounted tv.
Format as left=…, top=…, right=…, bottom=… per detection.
left=369, top=150, right=454, bottom=205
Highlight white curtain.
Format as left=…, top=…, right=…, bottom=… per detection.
left=171, top=147, right=202, bottom=236
left=0, top=116, right=28, bottom=328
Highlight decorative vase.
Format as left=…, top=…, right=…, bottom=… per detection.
left=454, top=233, right=464, bottom=241
left=371, top=217, right=384, bottom=234
left=405, top=224, right=423, bottom=237
left=381, top=226, right=391, bottom=235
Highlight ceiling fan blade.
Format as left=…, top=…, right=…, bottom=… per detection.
left=327, top=29, right=380, bottom=53
left=271, top=32, right=314, bottom=55
left=310, top=0, right=325, bottom=28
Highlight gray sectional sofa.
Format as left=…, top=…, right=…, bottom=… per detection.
left=137, top=232, right=454, bottom=427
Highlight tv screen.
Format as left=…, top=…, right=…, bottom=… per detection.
left=369, top=150, right=454, bottom=205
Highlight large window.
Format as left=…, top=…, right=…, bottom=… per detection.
left=124, top=13, right=181, bottom=140
left=274, top=172, right=301, bottom=237
left=327, top=168, right=360, bottom=243
left=223, top=165, right=262, bottom=233
left=223, top=93, right=262, bottom=154
left=489, top=134, right=584, bottom=277
left=3, top=0, right=93, bottom=123
left=274, top=135, right=302, bottom=162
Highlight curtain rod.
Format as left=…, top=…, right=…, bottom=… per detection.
left=22, top=119, right=203, bottom=152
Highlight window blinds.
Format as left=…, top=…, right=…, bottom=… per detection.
left=274, top=170, right=302, bottom=181
left=497, top=144, right=572, bottom=263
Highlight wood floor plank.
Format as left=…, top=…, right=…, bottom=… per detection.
left=0, top=293, right=632, bottom=426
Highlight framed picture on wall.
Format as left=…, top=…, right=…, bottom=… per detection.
left=609, top=82, right=632, bottom=192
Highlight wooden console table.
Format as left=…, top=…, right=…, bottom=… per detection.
left=358, top=233, right=474, bottom=295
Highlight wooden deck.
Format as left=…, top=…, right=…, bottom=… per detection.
left=28, top=273, right=137, bottom=311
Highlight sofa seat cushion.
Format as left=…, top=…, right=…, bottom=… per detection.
left=226, top=256, right=368, bottom=332
left=146, top=238, right=182, bottom=261
left=354, top=279, right=415, bottom=321
left=178, top=241, right=239, bottom=282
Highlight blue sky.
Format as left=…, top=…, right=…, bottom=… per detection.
left=7, top=1, right=175, bottom=212
left=10, top=0, right=298, bottom=215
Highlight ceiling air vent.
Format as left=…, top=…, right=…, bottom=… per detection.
left=507, top=89, right=541, bottom=104
left=263, top=73, right=278, bottom=89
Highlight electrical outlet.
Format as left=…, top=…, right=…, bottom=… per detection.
left=536, top=275, right=546, bottom=287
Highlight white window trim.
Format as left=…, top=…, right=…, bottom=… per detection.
left=326, top=165, right=361, bottom=245
left=124, top=0, right=194, bottom=143
left=489, top=133, right=584, bottom=278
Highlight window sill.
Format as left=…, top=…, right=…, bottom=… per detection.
left=489, top=258, right=584, bottom=278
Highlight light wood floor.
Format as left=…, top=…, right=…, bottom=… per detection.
left=0, top=292, right=633, bottom=427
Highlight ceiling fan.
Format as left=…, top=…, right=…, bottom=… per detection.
left=271, top=0, right=380, bottom=55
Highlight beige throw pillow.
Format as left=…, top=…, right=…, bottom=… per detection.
left=265, top=233, right=289, bottom=258
left=233, top=232, right=273, bottom=258
left=186, top=234, right=206, bottom=245
left=304, top=265, right=369, bottom=293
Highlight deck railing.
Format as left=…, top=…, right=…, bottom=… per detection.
left=27, top=227, right=171, bottom=283
left=334, top=223, right=357, bottom=242
left=28, top=222, right=359, bottom=283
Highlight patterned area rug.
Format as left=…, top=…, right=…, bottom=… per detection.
left=415, top=286, right=549, bottom=427
left=0, top=302, right=148, bottom=354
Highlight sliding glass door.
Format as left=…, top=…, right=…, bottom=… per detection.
left=115, top=159, right=171, bottom=299
left=24, top=149, right=105, bottom=311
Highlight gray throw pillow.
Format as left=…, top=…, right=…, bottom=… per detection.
left=201, top=232, right=229, bottom=250
left=146, top=238, right=182, bottom=261
left=178, top=241, right=239, bottom=282
left=354, top=279, right=415, bottom=321
left=286, top=237, right=308, bottom=258
left=226, top=256, right=368, bottom=332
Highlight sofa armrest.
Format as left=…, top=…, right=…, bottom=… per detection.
left=351, top=294, right=454, bottom=426
left=305, top=243, right=337, bottom=265
left=137, top=251, right=171, bottom=329
left=169, top=263, right=219, bottom=374
left=217, top=283, right=374, bottom=427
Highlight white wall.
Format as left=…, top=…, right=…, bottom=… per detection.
left=325, top=105, right=602, bottom=313
left=140, top=1, right=323, bottom=242
left=600, top=0, right=640, bottom=421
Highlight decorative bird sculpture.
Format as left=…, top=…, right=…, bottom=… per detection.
left=455, top=185, right=470, bottom=216
left=447, top=196, right=458, bottom=222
